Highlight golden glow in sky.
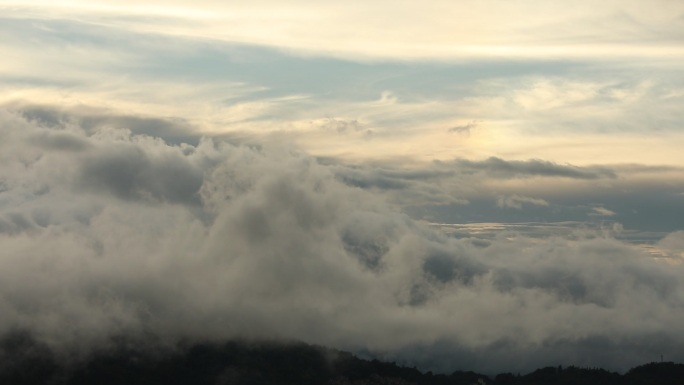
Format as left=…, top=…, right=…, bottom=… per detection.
left=1, top=0, right=683, bottom=164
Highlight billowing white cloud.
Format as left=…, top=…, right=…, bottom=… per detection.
left=1, top=109, right=684, bottom=374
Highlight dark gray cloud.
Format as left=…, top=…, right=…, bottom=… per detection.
left=11, top=102, right=201, bottom=146
left=423, top=248, right=487, bottom=285
left=1, top=106, right=684, bottom=374
left=451, top=157, right=617, bottom=179
left=325, top=157, right=684, bottom=234
left=28, top=131, right=92, bottom=152
left=0, top=213, right=37, bottom=235
left=448, top=120, right=478, bottom=135
left=78, top=144, right=203, bottom=205
left=332, top=165, right=465, bottom=206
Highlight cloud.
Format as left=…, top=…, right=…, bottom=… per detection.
left=28, top=131, right=92, bottom=152
left=452, top=157, right=617, bottom=179
left=0, top=4, right=682, bottom=377
left=591, top=206, right=617, bottom=216
left=496, top=194, right=549, bottom=209
left=2, top=107, right=684, bottom=374
left=2, top=13, right=683, bottom=168
left=320, top=155, right=684, bottom=233
left=656, top=231, right=684, bottom=258
left=4, top=1, right=684, bottom=61
left=332, top=165, right=467, bottom=206
left=316, top=117, right=365, bottom=134
left=76, top=136, right=204, bottom=205
left=448, top=120, right=478, bottom=135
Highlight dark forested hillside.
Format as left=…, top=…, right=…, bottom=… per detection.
left=1, top=331, right=682, bottom=385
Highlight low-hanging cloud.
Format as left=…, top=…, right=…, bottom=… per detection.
left=452, top=157, right=617, bottom=179
left=1, top=108, right=684, bottom=374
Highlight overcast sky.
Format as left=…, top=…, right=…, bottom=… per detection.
left=1, top=0, right=684, bottom=374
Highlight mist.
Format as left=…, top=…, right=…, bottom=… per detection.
left=2, top=108, right=684, bottom=374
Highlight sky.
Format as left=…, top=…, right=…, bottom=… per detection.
left=1, top=0, right=684, bottom=374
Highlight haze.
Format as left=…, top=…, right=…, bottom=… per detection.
left=1, top=0, right=683, bottom=374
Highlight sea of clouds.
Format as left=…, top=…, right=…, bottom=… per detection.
left=1, top=107, right=683, bottom=373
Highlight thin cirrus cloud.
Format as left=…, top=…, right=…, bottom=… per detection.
left=3, top=0, right=684, bottom=61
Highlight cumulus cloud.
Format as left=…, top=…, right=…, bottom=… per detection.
left=1, top=108, right=684, bottom=374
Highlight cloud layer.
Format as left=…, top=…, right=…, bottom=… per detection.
left=3, top=0, right=684, bottom=61
left=2, top=6, right=684, bottom=167
left=2, top=109, right=684, bottom=374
